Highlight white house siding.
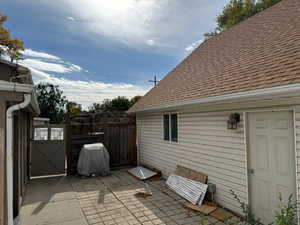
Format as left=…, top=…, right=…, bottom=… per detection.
left=137, top=106, right=300, bottom=217
left=137, top=110, right=247, bottom=214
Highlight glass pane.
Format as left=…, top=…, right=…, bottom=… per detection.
left=51, top=128, right=64, bottom=140
left=163, top=114, right=170, bottom=141
left=34, top=128, right=48, bottom=141
left=171, top=114, right=178, bottom=142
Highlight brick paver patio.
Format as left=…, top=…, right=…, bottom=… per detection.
left=20, top=169, right=241, bottom=225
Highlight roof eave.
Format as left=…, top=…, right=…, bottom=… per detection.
left=129, top=83, right=300, bottom=113
left=0, top=80, right=40, bottom=115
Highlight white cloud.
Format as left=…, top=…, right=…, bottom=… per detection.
left=19, top=48, right=148, bottom=106
left=35, top=0, right=227, bottom=54
left=185, top=39, right=203, bottom=52
left=21, top=59, right=73, bottom=73
left=20, top=49, right=83, bottom=74
left=30, top=68, right=148, bottom=106
left=22, top=49, right=60, bottom=60
left=146, top=39, right=155, bottom=46
left=70, top=64, right=82, bottom=71
left=66, top=16, right=75, bottom=21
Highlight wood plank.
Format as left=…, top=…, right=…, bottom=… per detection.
left=184, top=203, right=217, bottom=215
left=209, top=208, right=233, bottom=222
left=175, top=165, right=207, bottom=184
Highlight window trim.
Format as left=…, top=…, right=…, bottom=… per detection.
left=162, top=112, right=179, bottom=143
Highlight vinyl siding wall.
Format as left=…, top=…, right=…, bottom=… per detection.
left=137, top=106, right=300, bottom=216
left=137, top=110, right=247, bottom=213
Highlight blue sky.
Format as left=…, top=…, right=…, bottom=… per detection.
left=2, top=0, right=227, bottom=106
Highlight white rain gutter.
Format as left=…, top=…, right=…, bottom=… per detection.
left=129, top=83, right=300, bottom=113
left=0, top=80, right=34, bottom=93
left=0, top=81, right=35, bottom=225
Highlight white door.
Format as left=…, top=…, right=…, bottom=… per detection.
left=248, top=111, right=296, bottom=224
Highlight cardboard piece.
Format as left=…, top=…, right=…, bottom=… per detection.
left=175, top=165, right=207, bottom=184
left=184, top=203, right=217, bottom=215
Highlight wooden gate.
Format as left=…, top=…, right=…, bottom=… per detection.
left=30, top=124, right=66, bottom=177
left=66, top=112, right=137, bottom=175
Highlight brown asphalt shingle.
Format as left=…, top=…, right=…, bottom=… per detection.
left=129, top=0, right=300, bottom=112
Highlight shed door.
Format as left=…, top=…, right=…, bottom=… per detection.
left=248, top=111, right=296, bottom=224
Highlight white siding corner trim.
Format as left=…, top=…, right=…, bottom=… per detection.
left=294, top=108, right=300, bottom=224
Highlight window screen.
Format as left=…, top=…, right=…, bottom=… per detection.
left=34, top=128, right=48, bottom=141
left=171, top=114, right=178, bottom=142
left=163, top=114, right=170, bottom=141
left=51, top=128, right=64, bottom=140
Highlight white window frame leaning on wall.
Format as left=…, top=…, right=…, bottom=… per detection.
left=163, top=113, right=178, bottom=143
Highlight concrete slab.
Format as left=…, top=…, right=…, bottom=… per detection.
left=20, top=200, right=84, bottom=225
left=49, top=218, right=88, bottom=225
left=22, top=177, right=76, bottom=206
left=20, top=170, right=242, bottom=225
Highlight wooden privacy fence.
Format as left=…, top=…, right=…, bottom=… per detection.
left=65, top=112, right=137, bottom=175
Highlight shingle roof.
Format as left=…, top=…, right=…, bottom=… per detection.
left=129, top=0, right=300, bottom=113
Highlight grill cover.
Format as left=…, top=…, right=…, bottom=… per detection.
left=77, top=143, right=110, bottom=176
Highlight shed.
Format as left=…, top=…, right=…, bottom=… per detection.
left=128, top=0, right=300, bottom=223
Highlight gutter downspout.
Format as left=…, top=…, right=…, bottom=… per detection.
left=6, top=94, right=32, bottom=225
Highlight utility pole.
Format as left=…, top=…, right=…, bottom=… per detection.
left=149, top=75, right=160, bottom=86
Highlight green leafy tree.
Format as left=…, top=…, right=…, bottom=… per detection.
left=101, top=99, right=114, bottom=111
left=88, top=96, right=141, bottom=113
left=0, top=13, right=24, bottom=61
left=204, top=0, right=281, bottom=40
left=66, top=101, right=82, bottom=115
left=36, top=83, right=67, bottom=123
left=88, top=103, right=102, bottom=113
left=130, top=95, right=142, bottom=107
left=111, top=96, right=131, bottom=111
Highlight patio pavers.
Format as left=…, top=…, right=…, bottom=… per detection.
left=20, top=170, right=241, bottom=225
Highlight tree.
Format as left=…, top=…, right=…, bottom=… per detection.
left=36, top=83, right=67, bottom=123
left=204, top=0, right=281, bottom=40
left=130, top=95, right=142, bottom=107
left=66, top=101, right=82, bottom=115
left=0, top=13, right=24, bottom=61
left=88, top=103, right=102, bottom=113
left=110, top=96, right=131, bottom=111
left=88, top=96, right=141, bottom=113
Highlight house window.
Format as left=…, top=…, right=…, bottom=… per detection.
left=34, top=128, right=48, bottom=141
left=171, top=114, right=178, bottom=142
left=51, top=128, right=64, bottom=140
left=163, top=113, right=178, bottom=142
left=163, top=114, right=170, bottom=141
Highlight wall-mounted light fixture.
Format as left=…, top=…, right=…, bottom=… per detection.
left=227, top=113, right=240, bottom=130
